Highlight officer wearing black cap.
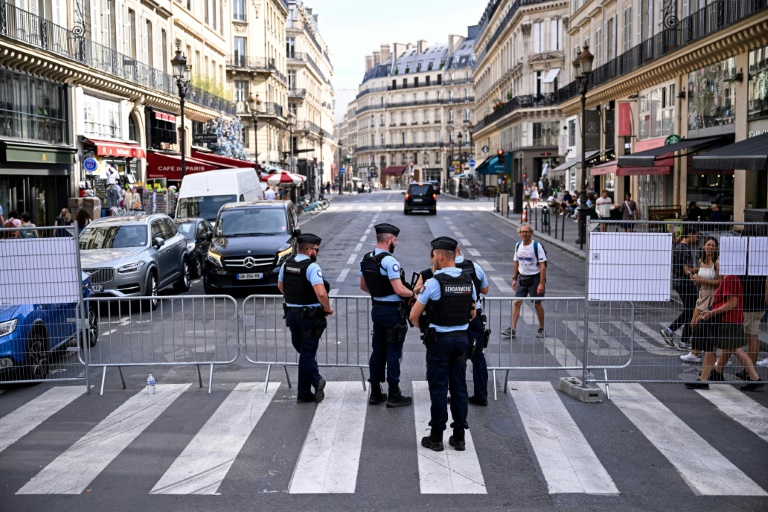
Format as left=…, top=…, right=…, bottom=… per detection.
left=278, top=233, right=333, bottom=404
left=360, top=223, right=414, bottom=407
left=410, top=237, right=476, bottom=452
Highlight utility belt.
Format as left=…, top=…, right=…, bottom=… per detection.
left=372, top=299, right=405, bottom=308
left=283, top=304, right=325, bottom=319
left=421, top=328, right=468, bottom=346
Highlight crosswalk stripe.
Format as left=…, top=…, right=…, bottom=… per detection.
left=150, top=382, right=279, bottom=495
left=565, top=321, right=629, bottom=357
left=610, top=383, right=767, bottom=496
left=0, top=386, right=86, bottom=454
left=17, top=384, right=190, bottom=495
left=612, top=321, right=679, bottom=356
left=337, top=269, right=350, bottom=282
left=476, top=258, right=493, bottom=271
left=540, top=338, right=582, bottom=377
left=510, top=381, right=618, bottom=494
left=491, top=276, right=513, bottom=294
left=695, top=385, right=768, bottom=444
left=289, top=381, right=368, bottom=493
left=412, top=381, right=487, bottom=494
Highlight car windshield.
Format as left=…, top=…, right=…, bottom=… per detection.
left=79, top=225, right=147, bottom=249
left=216, top=208, right=287, bottom=237
left=177, top=195, right=237, bottom=223
left=409, top=185, right=433, bottom=195
left=175, top=222, right=196, bottom=240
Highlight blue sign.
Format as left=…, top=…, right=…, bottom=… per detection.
left=340, top=168, right=346, bottom=174
left=450, top=166, right=455, bottom=172
left=469, top=159, right=476, bottom=167
left=83, top=157, right=98, bottom=172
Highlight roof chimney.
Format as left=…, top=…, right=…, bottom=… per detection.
left=417, top=40, right=427, bottom=54
left=373, top=51, right=381, bottom=65
left=448, top=34, right=465, bottom=55
left=365, top=55, right=374, bottom=72
left=380, top=44, right=391, bottom=62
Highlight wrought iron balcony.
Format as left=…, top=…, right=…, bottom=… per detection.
left=473, top=93, right=559, bottom=132
left=288, top=88, right=307, bottom=99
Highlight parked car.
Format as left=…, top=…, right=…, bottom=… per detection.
left=174, top=218, right=214, bottom=278
left=403, top=182, right=437, bottom=215
left=79, top=214, right=189, bottom=310
left=204, top=201, right=300, bottom=294
left=0, top=273, right=97, bottom=380
left=428, top=180, right=441, bottom=195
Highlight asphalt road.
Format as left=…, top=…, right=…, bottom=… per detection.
left=1, top=191, right=767, bottom=512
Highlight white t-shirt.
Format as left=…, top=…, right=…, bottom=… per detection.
left=106, top=166, right=118, bottom=185
left=265, top=188, right=276, bottom=200
left=596, top=196, right=613, bottom=218
left=513, top=241, right=546, bottom=276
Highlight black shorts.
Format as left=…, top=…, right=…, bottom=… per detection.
left=515, top=273, right=544, bottom=302
left=692, top=321, right=745, bottom=352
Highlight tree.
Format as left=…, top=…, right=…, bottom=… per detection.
left=205, top=115, right=249, bottom=161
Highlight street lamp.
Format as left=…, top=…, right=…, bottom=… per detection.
left=171, top=40, right=191, bottom=179
left=287, top=111, right=295, bottom=174
left=573, top=44, right=594, bottom=249
left=247, top=92, right=261, bottom=170
left=338, top=141, right=343, bottom=195
left=457, top=132, right=464, bottom=164
left=317, top=128, right=324, bottom=198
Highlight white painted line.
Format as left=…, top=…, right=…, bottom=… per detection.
left=100, top=329, right=118, bottom=336
left=150, top=382, right=278, bottom=495
left=476, top=259, right=494, bottom=271
left=359, top=235, right=367, bottom=242
left=454, top=231, right=464, bottom=237
left=346, top=254, right=358, bottom=265
left=289, top=382, right=368, bottom=493
left=459, top=238, right=471, bottom=247
left=17, top=384, right=190, bottom=495
left=329, top=289, right=339, bottom=296
left=0, top=387, right=86, bottom=454
left=491, top=276, right=514, bottom=294
left=510, top=381, right=618, bottom=494
left=610, top=383, right=767, bottom=496
left=466, top=248, right=480, bottom=257
left=364, top=229, right=371, bottom=235
left=412, top=381, right=486, bottom=494
left=695, top=385, right=768, bottom=444
left=388, top=205, right=397, bottom=210
left=565, top=321, right=629, bottom=357
left=337, top=269, right=350, bottom=282
left=613, top=322, right=679, bottom=357
left=354, top=243, right=363, bottom=252
left=461, top=207, right=472, bottom=211
left=541, top=338, right=582, bottom=377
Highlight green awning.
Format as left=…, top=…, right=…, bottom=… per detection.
left=476, top=155, right=507, bottom=175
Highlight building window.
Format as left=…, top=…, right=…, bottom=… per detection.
left=0, top=70, right=68, bottom=144
left=594, top=28, right=602, bottom=68
left=533, top=22, right=543, bottom=53
left=241, top=126, right=249, bottom=148
left=233, top=0, right=246, bottom=21
left=624, top=6, right=633, bottom=52
left=550, top=19, right=562, bottom=51
left=748, top=45, right=768, bottom=120
left=234, top=37, right=246, bottom=66
left=234, top=80, right=249, bottom=102
left=568, top=119, right=576, bottom=147
left=288, top=70, right=296, bottom=90
left=688, top=57, right=737, bottom=130
left=533, top=121, right=558, bottom=147
left=640, top=84, right=676, bottom=138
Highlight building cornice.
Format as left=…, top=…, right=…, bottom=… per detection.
left=472, top=105, right=562, bottom=139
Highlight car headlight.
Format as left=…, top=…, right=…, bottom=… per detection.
left=118, top=262, right=145, bottom=274
left=207, top=250, right=223, bottom=267
left=186, top=242, right=196, bottom=252
left=0, top=319, right=18, bottom=337
left=276, top=247, right=293, bottom=265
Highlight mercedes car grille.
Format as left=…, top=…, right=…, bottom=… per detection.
left=223, top=255, right=275, bottom=270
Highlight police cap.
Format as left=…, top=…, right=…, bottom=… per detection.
left=430, top=236, right=458, bottom=251
left=374, top=223, right=400, bottom=237
left=297, top=233, right=322, bottom=245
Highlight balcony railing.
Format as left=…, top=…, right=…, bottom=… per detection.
left=227, top=55, right=286, bottom=82
left=288, top=88, right=307, bottom=99
left=477, top=0, right=550, bottom=65
left=0, top=1, right=234, bottom=114
left=355, top=96, right=475, bottom=115
left=295, top=121, right=336, bottom=142
left=288, top=52, right=330, bottom=85
left=473, top=93, right=558, bottom=132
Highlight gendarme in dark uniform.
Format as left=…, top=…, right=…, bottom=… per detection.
left=278, top=233, right=333, bottom=403
left=410, top=237, right=476, bottom=452
left=359, top=223, right=414, bottom=407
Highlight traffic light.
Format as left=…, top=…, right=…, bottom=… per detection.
left=497, top=149, right=505, bottom=164
left=523, top=173, right=527, bottom=180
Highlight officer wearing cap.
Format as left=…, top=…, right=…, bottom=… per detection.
left=360, top=223, right=414, bottom=407
left=410, top=237, right=476, bottom=452
left=278, top=233, right=333, bottom=404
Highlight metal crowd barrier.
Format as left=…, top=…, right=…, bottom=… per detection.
left=84, top=295, right=239, bottom=394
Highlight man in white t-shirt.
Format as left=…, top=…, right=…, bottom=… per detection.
left=595, top=190, right=613, bottom=232
left=501, top=225, right=547, bottom=339
left=264, top=186, right=276, bottom=200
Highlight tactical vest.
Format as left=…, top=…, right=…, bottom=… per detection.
left=283, top=257, right=318, bottom=305
left=456, top=259, right=483, bottom=296
left=420, top=268, right=434, bottom=282
left=360, top=251, right=407, bottom=298
left=427, top=272, right=474, bottom=327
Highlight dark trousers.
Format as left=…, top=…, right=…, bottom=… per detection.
left=286, top=312, right=322, bottom=400
left=426, top=332, right=469, bottom=433
left=467, top=314, right=488, bottom=400
left=669, top=280, right=698, bottom=341
left=370, top=304, right=404, bottom=385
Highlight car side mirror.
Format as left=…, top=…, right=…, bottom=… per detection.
left=292, top=228, right=301, bottom=237
left=401, top=191, right=406, bottom=196
left=153, top=237, right=165, bottom=248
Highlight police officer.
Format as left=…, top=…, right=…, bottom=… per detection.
left=360, top=223, right=414, bottom=407
left=278, top=233, right=333, bottom=404
left=410, top=237, right=476, bottom=452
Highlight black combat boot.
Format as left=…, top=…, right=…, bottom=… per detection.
left=386, top=383, right=413, bottom=408
left=449, top=428, right=466, bottom=451
left=421, top=430, right=444, bottom=451
left=368, top=382, right=388, bottom=405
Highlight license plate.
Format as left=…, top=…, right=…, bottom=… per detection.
left=413, top=198, right=423, bottom=203
left=92, top=284, right=104, bottom=292
left=237, top=273, right=264, bottom=280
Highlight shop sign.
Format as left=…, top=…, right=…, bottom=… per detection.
left=193, top=133, right=218, bottom=143
left=584, top=110, right=601, bottom=151
left=665, top=134, right=682, bottom=145
left=83, top=157, right=99, bottom=172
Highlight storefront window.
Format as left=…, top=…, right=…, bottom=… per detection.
left=0, top=69, right=68, bottom=144
left=639, top=84, right=675, bottom=139
left=83, top=95, right=122, bottom=138
left=748, top=45, right=768, bottom=120
left=688, top=57, right=737, bottom=130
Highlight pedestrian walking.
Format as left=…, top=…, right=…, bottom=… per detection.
left=530, top=184, right=539, bottom=208
left=278, top=233, right=333, bottom=403
left=2, top=210, right=21, bottom=239
left=618, top=193, right=638, bottom=232
left=410, top=237, right=476, bottom=452
left=502, top=225, right=547, bottom=339
left=75, top=209, right=91, bottom=233
left=264, top=186, right=276, bottom=200
left=660, top=227, right=700, bottom=348
left=681, top=237, right=721, bottom=363
left=740, top=272, right=767, bottom=372
left=18, top=212, right=38, bottom=239
left=54, top=208, right=73, bottom=237
left=595, top=190, right=613, bottom=232
left=360, top=223, right=415, bottom=407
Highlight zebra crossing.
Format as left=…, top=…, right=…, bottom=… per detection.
left=1, top=379, right=767, bottom=498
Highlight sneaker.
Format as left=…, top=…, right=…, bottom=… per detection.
left=676, top=341, right=691, bottom=352
left=757, top=358, right=768, bottom=368
left=536, top=328, right=546, bottom=339
left=314, top=378, right=326, bottom=403
left=708, top=369, right=725, bottom=382
left=659, top=328, right=674, bottom=347
left=741, top=381, right=765, bottom=391
left=468, top=395, right=488, bottom=406
left=735, top=370, right=749, bottom=381
left=685, top=381, right=709, bottom=390
left=501, top=327, right=516, bottom=338
left=680, top=352, right=702, bottom=363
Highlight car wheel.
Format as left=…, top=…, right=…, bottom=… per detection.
left=174, top=259, right=191, bottom=293
left=24, top=326, right=50, bottom=380
left=203, top=281, right=216, bottom=295
left=143, top=272, right=159, bottom=311
left=403, top=208, right=409, bottom=215
left=82, top=304, right=99, bottom=348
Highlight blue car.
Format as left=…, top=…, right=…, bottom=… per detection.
left=0, top=273, right=98, bottom=381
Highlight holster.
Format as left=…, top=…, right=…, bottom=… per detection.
left=282, top=303, right=287, bottom=320
left=421, top=327, right=438, bottom=346
left=483, top=328, right=491, bottom=349
left=302, top=317, right=328, bottom=340
left=465, top=338, right=476, bottom=362
left=386, top=319, right=408, bottom=345
left=301, top=306, right=323, bottom=319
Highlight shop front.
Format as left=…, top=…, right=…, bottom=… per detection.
left=382, top=166, right=406, bottom=190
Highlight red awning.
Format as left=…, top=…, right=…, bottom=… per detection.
left=84, top=138, right=146, bottom=159
left=154, top=112, right=177, bottom=123
left=383, top=166, right=406, bottom=175
left=590, top=161, right=617, bottom=176
left=590, top=160, right=670, bottom=176
left=191, top=150, right=255, bottom=169
left=146, top=151, right=219, bottom=180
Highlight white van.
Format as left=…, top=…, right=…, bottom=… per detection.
left=176, top=168, right=264, bottom=223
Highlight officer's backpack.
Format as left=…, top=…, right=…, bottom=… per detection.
left=515, top=241, right=547, bottom=267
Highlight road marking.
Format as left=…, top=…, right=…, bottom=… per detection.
left=329, top=289, right=339, bottom=296
left=541, top=338, right=582, bottom=377
left=289, top=382, right=368, bottom=493
left=347, top=254, right=358, bottom=265
left=359, top=235, right=367, bottom=242
left=412, top=381, right=486, bottom=494
left=337, top=269, right=350, bottom=282
left=476, top=259, right=494, bottom=271
left=462, top=207, right=472, bottom=211
left=454, top=231, right=464, bottom=237
left=695, top=385, right=768, bottom=444
left=101, top=328, right=118, bottom=336
left=610, top=383, right=767, bottom=496
left=612, top=322, right=679, bottom=357
left=354, top=243, right=363, bottom=252
left=151, top=382, right=278, bottom=495
left=632, top=322, right=681, bottom=356
left=491, top=276, right=514, bottom=294
left=565, top=321, right=629, bottom=357
left=466, top=248, right=480, bottom=257
left=510, top=381, right=618, bottom=494
left=0, top=387, right=86, bottom=454
left=364, top=229, right=371, bottom=235
left=17, top=384, right=190, bottom=495
left=459, top=238, right=471, bottom=247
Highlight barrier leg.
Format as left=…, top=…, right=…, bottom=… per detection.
left=603, top=368, right=611, bottom=401
left=100, top=366, right=108, bottom=396
left=359, top=367, right=367, bottom=391
left=118, top=366, right=126, bottom=390
left=282, top=365, right=292, bottom=389
left=264, top=364, right=273, bottom=394
left=196, top=365, right=203, bottom=388
left=208, top=364, right=214, bottom=394
left=492, top=369, right=498, bottom=401
left=503, top=370, right=510, bottom=394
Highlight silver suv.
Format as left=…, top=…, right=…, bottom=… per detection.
left=79, top=214, right=190, bottom=310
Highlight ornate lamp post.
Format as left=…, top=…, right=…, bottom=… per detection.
left=572, top=44, right=594, bottom=249
left=338, top=141, right=343, bottom=195
left=317, top=128, right=324, bottom=198
left=171, top=41, right=191, bottom=179
left=247, top=92, right=261, bottom=170
left=287, top=111, right=296, bottom=173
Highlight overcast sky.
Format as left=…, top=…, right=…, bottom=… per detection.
left=305, top=0, right=483, bottom=90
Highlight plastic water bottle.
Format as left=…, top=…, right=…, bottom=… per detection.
left=147, top=374, right=156, bottom=395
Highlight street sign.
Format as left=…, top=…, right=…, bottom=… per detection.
left=450, top=166, right=455, bottom=172
left=482, top=146, right=490, bottom=153
left=192, top=133, right=218, bottom=143
left=340, top=168, right=345, bottom=174
left=83, top=157, right=98, bottom=172
left=468, top=159, right=476, bottom=167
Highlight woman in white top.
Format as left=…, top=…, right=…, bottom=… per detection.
left=683, top=237, right=721, bottom=363
left=530, top=184, right=539, bottom=207
left=595, top=190, right=613, bottom=232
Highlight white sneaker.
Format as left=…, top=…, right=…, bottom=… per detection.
left=757, top=358, right=768, bottom=368
left=676, top=341, right=691, bottom=351
left=680, top=352, right=702, bottom=363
